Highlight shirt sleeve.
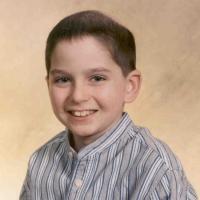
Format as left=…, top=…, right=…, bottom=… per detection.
left=19, top=169, right=31, bottom=200
left=19, top=151, right=37, bottom=200
left=148, top=169, right=198, bottom=200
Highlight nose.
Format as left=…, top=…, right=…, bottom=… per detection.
left=70, top=82, right=90, bottom=103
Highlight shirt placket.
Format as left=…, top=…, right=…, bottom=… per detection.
left=67, top=152, right=86, bottom=200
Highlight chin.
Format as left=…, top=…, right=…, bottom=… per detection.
left=71, top=129, right=94, bottom=137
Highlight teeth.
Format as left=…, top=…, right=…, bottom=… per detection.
left=70, top=110, right=95, bottom=117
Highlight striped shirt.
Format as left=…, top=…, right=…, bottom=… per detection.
left=20, top=113, right=198, bottom=200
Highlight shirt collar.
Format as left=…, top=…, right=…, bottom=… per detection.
left=65, top=112, right=134, bottom=160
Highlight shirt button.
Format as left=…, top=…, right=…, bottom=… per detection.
left=74, top=179, right=83, bottom=188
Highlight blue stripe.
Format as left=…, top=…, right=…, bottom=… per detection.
left=20, top=113, right=198, bottom=200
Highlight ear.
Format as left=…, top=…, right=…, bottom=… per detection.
left=124, top=70, right=141, bottom=103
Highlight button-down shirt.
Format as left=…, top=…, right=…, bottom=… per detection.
left=20, top=113, right=198, bottom=200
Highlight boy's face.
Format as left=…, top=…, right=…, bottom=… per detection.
left=47, top=36, right=140, bottom=147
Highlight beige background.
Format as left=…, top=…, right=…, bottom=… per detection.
left=0, top=0, right=199, bottom=199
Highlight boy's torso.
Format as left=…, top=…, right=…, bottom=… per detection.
left=24, top=113, right=197, bottom=200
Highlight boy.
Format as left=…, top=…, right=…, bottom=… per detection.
left=20, top=10, right=197, bottom=199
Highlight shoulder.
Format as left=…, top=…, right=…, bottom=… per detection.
left=127, top=124, right=198, bottom=199
left=28, top=130, right=67, bottom=167
left=128, top=124, right=183, bottom=171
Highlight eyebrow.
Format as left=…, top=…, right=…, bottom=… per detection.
left=85, top=67, right=111, bottom=74
left=49, top=69, right=68, bottom=75
left=49, top=67, right=111, bottom=75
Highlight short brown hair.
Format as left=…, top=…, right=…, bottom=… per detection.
left=45, top=10, right=136, bottom=76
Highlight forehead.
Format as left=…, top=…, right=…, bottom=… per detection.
left=52, top=36, right=110, bottom=59
left=50, top=36, right=123, bottom=74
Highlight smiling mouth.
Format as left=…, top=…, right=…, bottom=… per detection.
left=68, top=110, right=97, bottom=117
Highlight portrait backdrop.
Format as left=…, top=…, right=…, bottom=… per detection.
left=0, top=0, right=199, bottom=199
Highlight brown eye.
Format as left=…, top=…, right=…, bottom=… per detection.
left=91, top=75, right=106, bottom=82
left=54, top=76, right=71, bottom=83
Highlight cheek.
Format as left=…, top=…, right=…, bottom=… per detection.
left=93, top=84, right=125, bottom=107
left=99, top=82, right=126, bottom=98
left=49, top=88, right=68, bottom=108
